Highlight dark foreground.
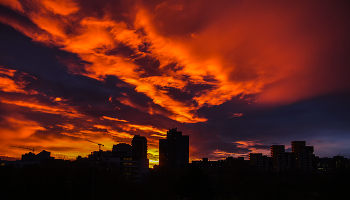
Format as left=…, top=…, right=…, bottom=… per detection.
left=1, top=161, right=349, bottom=200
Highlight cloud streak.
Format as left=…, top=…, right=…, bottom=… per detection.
left=0, top=0, right=349, bottom=164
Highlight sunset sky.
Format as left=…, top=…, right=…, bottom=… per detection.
left=0, top=0, right=349, bottom=167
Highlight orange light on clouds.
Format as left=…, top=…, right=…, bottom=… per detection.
left=127, top=124, right=167, bottom=135
left=0, top=77, right=26, bottom=93
left=211, top=149, right=238, bottom=159
left=229, top=113, right=244, bottom=118
left=0, top=0, right=348, bottom=164
left=102, top=116, right=129, bottom=123
left=0, top=0, right=23, bottom=12
left=0, top=98, right=83, bottom=118
left=53, top=97, right=62, bottom=101
left=236, top=141, right=270, bottom=155
left=41, top=0, right=80, bottom=16
left=0, top=66, right=17, bottom=77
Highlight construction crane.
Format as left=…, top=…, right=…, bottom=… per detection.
left=85, top=139, right=104, bottom=161
left=85, top=139, right=104, bottom=151
left=11, top=146, right=35, bottom=153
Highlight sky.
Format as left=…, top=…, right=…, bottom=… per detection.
left=0, top=0, right=349, bottom=167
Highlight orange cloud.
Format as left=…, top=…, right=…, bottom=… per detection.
left=0, top=66, right=17, bottom=77
left=0, top=67, right=29, bottom=93
left=102, top=116, right=129, bottom=123
left=56, top=124, right=75, bottom=130
left=103, top=116, right=169, bottom=138
left=0, top=77, right=26, bottom=93
left=0, top=0, right=23, bottom=12
left=0, top=3, right=209, bottom=123
left=235, top=141, right=270, bottom=155
left=1, top=116, right=45, bottom=139
left=0, top=115, right=45, bottom=158
left=140, top=75, right=187, bottom=90
left=210, top=149, right=237, bottom=159
left=41, top=0, right=80, bottom=16
left=127, top=124, right=167, bottom=135
left=1, top=1, right=348, bottom=165
left=0, top=98, right=83, bottom=118
left=229, top=113, right=244, bottom=118
left=93, top=124, right=134, bottom=139
left=53, top=97, right=62, bottom=101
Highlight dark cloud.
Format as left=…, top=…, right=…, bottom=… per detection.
left=0, top=4, right=42, bottom=34
left=0, top=0, right=350, bottom=163
left=190, top=92, right=350, bottom=158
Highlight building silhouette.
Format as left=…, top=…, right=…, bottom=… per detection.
left=21, top=152, right=36, bottom=162
left=292, top=141, right=315, bottom=172
left=271, top=145, right=285, bottom=171
left=271, top=145, right=285, bottom=159
left=112, top=143, right=132, bottom=157
left=131, top=135, right=149, bottom=180
left=159, top=128, right=189, bottom=171
left=278, top=152, right=295, bottom=172
left=333, top=155, right=350, bottom=171
left=249, top=153, right=273, bottom=171
left=86, top=135, right=149, bottom=181
left=132, top=135, right=147, bottom=159
left=192, top=157, right=248, bottom=177
left=315, top=157, right=333, bottom=172
left=21, top=150, right=53, bottom=162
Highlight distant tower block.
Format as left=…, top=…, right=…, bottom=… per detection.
left=271, top=145, right=285, bottom=158
left=132, top=135, right=148, bottom=159
left=159, top=128, right=189, bottom=170
left=291, top=141, right=306, bottom=154
left=291, top=141, right=314, bottom=172
left=271, top=145, right=286, bottom=171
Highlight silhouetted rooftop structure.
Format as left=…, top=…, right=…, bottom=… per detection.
left=159, top=128, right=189, bottom=172
left=21, top=150, right=53, bottom=162
left=192, top=157, right=248, bottom=177
left=112, top=143, right=132, bottom=157
left=132, top=135, right=147, bottom=159
left=291, top=141, right=315, bottom=172
left=86, top=135, right=150, bottom=181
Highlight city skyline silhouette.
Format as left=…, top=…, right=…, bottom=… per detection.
left=0, top=2, right=350, bottom=193
left=2, top=129, right=350, bottom=199
left=3, top=128, right=349, bottom=173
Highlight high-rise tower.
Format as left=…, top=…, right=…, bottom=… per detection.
left=291, top=141, right=314, bottom=172
left=159, top=128, right=189, bottom=170
left=130, top=135, right=149, bottom=180
left=271, top=145, right=285, bottom=159
left=271, top=145, right=285, bottom=171
left=132, top=135, right=147, bottom=159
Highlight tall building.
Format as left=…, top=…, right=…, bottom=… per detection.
left=291, top=141, right=315, bottom=172
left=292, top=141, right=306, bottom=153
left=271, top=145, right=285, bottom=158
left=131, top=135, right=149, bottom=180
left=271, top=145, right=285, bottom=171
left=249, top=153, right=273, bottom=171
left=159, top=128, right=189, bottom=170
left=87, top=136, right=150, bottom=181
left=132, top=135, right=147, bottom=159
left=276, top=152, right=295, bottom=172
